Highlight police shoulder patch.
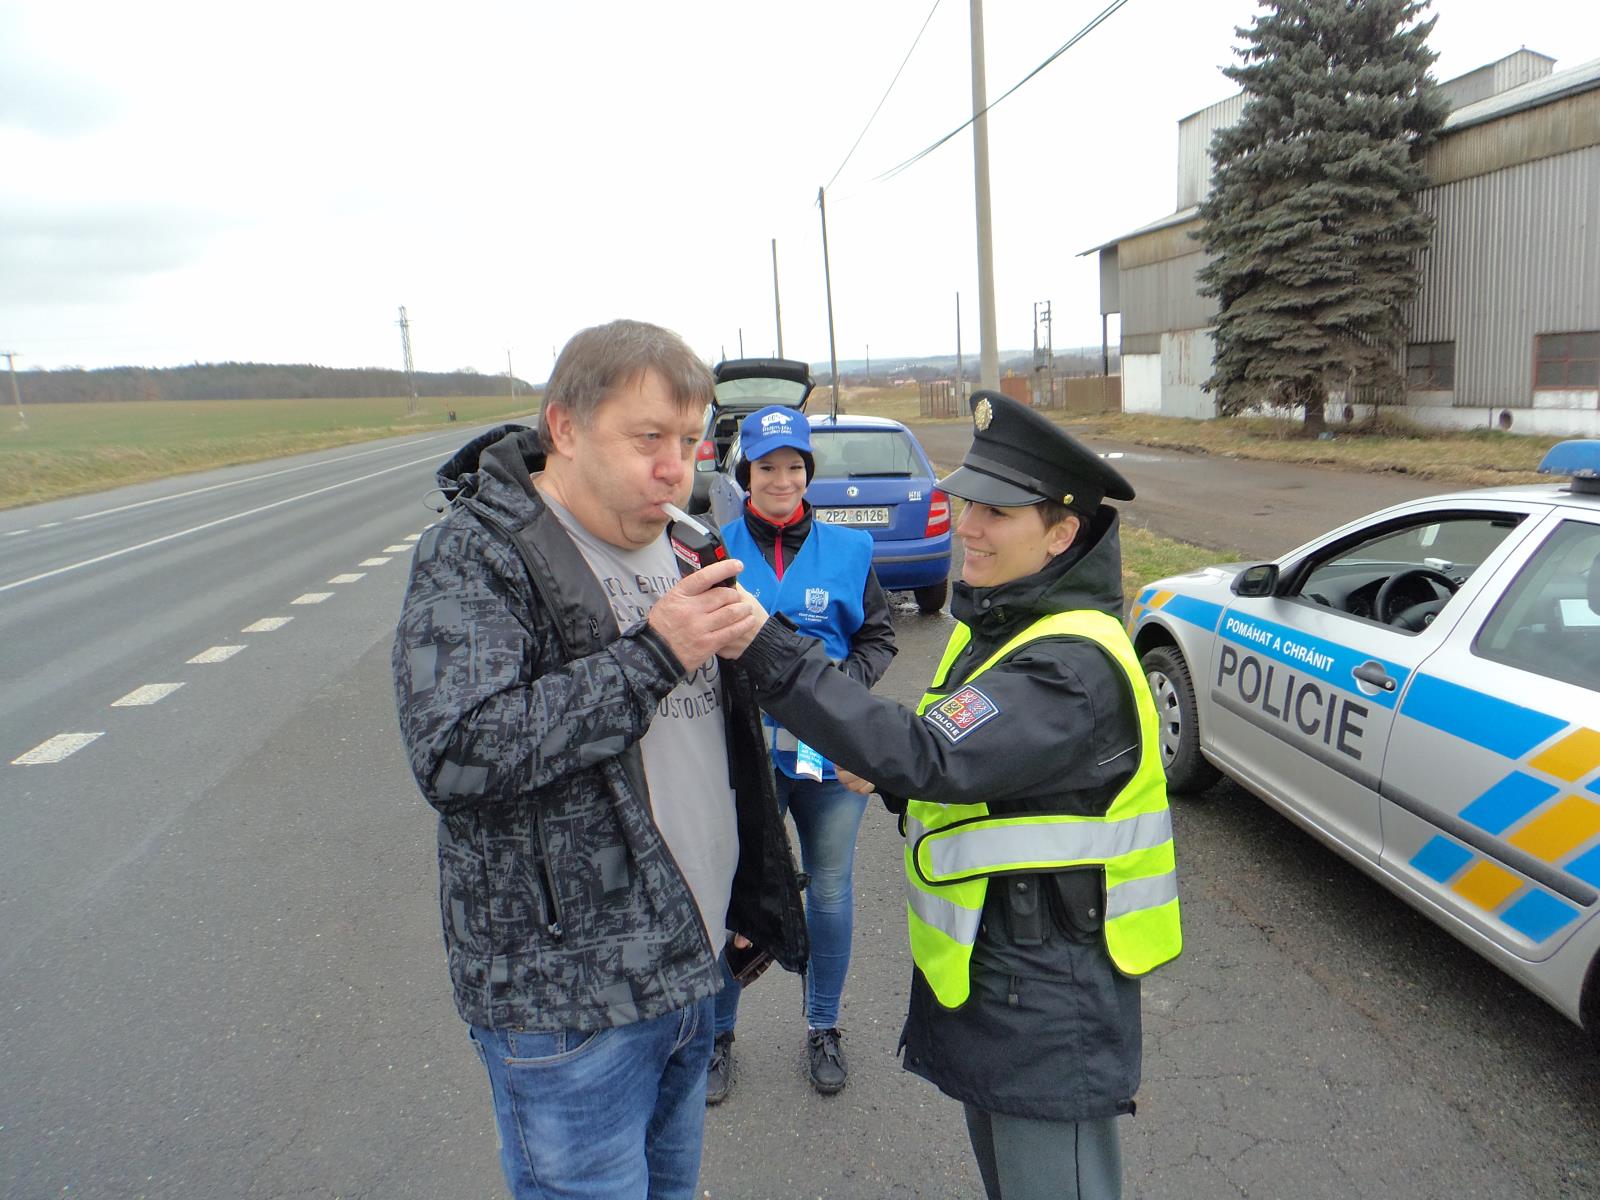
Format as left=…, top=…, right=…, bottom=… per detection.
left=923, top=685, right=1001, bottom=744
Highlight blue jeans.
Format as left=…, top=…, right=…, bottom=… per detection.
left=716, top=773, right=868, bottom=1033
left=468, top=995, right=714, bottom=1200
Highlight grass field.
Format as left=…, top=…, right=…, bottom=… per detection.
left=0, top=394, right=540, bottom=509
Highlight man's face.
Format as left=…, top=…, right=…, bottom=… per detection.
left=548, top=369, right=703, bottom=550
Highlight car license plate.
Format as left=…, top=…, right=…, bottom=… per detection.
left=814, top=506, right=890, bottom=527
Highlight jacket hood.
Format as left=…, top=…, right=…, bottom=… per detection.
left=951, top=505, right=1126, bottom=632
left=435, top=424, right=546, bottom=518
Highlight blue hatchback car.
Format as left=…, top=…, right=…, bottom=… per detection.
left=709, top=410, right=954, bottom=613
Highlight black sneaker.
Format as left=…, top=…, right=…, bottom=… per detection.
left=806, top=1027, right=847, bottom=1095
left=705, top=1032, right=734, bottom=1106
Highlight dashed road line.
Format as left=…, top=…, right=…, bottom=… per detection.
left=111, top=683, right=186, bottom=707
left=37, top=521, right=62, bottom=529
left=328, top=573, right=366, bottom=584
left=243, top=617, right=293, bottom=632
left=292, top=592, right=333, bottom=605
left=358, top=557, right=392, bottom=566
left=383, top=544, right=412, bottom=553
left=4, top=529, right=28, bottom=537
left=13, top=732, right=104, bottom=765
left=188, top=645, right=246, bottom=664
left=405, top=533, right=422, bottom=542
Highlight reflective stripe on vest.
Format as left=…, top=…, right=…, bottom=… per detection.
left=904, top=608, right=1182, bottom=1008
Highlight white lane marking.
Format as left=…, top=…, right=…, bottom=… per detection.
left=37, top=521, right=62, bottom=528
left=4, top=529, right=28, bottom=537
left=68, top=435, right=449, bottom=523
left=405, top=533, right=422, bottom=541
left=358, top=557, right=391, bottom=566
left=328, top=572, right=366, bottom=584
left=292, top=592, right=333, bottom=604
left=188, top=645, right=246, bottom=664
left=0, top=452, right=444, bottom=595
left=383, top=544, right=412, bottom=553
left=111, top=682, right=186, bottom=707
left=242, top=617, right=293, bottom=632
left=13, top=732, right=104, bottom=765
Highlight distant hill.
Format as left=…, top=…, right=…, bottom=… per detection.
left=14, top=362, right=534, bottom=404
left=814, top=346, right=1118, bottom=383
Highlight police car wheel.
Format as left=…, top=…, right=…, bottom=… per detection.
left=913, top=580, right=949, bottom=614
left=1141, top=644, right=1220, bottom=795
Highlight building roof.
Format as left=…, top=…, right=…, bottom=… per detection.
left=1442, top=55, right=1600, bottom=133
left=1079, top=205, right=1200, bottom=257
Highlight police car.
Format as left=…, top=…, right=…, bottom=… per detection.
left=1129, top=441, right=1600, bottom=1044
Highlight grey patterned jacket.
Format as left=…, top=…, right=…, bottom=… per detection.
left=393, top=425, right=807, bottom=1032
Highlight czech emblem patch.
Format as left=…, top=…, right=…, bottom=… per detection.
left=923, top=685, right=1000, bottom=744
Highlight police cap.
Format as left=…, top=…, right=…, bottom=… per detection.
left=937, top=390, right=1134, bottom=514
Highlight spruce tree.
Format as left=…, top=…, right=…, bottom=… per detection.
left=1196, top=0, right=1448, bottom=431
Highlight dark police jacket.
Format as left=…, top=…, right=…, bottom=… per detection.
left=740, top=507, right=1143, bottom=1120
left=392, top=425, right=807, bottom=1033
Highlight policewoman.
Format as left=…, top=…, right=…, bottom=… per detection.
left=710, top=404, right=897, bottom=1101
left=730, top=391, right=1181, bottom=1199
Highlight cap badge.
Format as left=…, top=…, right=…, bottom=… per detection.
left=974, top=398, right=993, bottom=432
left=1062, top=493, right=1074, bottom=506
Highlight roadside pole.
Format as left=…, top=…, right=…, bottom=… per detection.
left=970, top=0, right=999, bottom=392
left=4, top=351, right=24, bottom=431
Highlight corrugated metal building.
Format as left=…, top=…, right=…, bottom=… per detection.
left=1087, top=50, right=1600, bottom=435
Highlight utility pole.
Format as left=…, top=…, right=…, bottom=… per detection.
left=955, top=293, right=965, bottom=414
left=397, top=307, right=420, bottom=416
left=817, top=186, right=841, bottom=420
left=4, top=351, right=24, bottom=430
left=771, top=238, right=785, bottom=358
left=738, top=328, right=744, bottom=358
left=970, top=0, right=999, bottom=391
left=865, top=345, right=870, bottom=388
left=507, top=349, right=517, bottom=402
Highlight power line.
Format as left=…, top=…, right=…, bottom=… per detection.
left=874, top=0, right=1130, bottom=183
left=824, top=0, right=946, bottom=192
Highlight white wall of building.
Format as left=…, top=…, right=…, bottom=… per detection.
left=1123, top=354, right=1162, bottom=414
left=1160, top=329, right=1219, bottom=419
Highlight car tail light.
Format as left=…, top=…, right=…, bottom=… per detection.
left=694, top=439, right=716, bottom=470
left=924, top=489, right=950, bottom=537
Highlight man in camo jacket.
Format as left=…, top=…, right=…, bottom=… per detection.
left=392, top=319, right=807, bottom=1200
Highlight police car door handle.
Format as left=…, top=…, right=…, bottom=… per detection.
left=1351, top=662, right=1397, bottom=692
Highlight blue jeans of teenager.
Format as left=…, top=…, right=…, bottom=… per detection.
left=468, top=995, right=714, bottom=1200
left=715, top=773, right=869, bottom=1034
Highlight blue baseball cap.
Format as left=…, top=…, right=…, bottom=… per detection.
left=739, top=405, right=812, bottom=461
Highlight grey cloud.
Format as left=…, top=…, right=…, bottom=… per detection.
left=0, top=202, right=241, bottom=303
left=0, top=13, right=118, bottom=136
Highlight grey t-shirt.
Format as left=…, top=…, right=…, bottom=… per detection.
left=540, top=489, right=738, bottom=946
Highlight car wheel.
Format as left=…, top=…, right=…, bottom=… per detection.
left=913, top=580, right=948, bottom=614
left=1141, top=644, right=1219, bottom=795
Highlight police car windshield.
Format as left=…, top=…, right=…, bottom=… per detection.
left=810, top=430, right=918, bottom=479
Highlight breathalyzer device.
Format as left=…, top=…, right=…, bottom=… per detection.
left=661, top=503, right=735, bottom=586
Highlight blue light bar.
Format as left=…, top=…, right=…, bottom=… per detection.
left=1537, top=440, right=1600, bottom=493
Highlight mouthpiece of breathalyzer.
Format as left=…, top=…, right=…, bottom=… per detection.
left=662, top=503, right=735, bottom=586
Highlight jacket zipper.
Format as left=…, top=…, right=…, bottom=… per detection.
left=534, top=805, right=565, bottom=941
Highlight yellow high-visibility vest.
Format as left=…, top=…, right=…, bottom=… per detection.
left=906, top=609, right=1182, bottom=1008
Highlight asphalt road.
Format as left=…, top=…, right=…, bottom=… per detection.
left=2, top=423, right=1596, bottom=1199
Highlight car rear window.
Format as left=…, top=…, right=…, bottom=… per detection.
left=714, top=378, right=808, bottom=406
left=811, top=430, right=923, bottom=478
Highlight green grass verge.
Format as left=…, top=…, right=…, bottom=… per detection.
left=0, top=394, right=540, bottom=509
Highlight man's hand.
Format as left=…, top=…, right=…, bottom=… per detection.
left=647, top=559, right=754, bottom=668
left=715, top=583, right=770, bottom=660
left=835, top=766, right=877, bottom=796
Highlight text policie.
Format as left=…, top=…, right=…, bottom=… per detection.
left=1215, top=643, right=1369, bottom=761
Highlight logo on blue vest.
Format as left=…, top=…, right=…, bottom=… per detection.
left=805, top=587, right=829, bottom=613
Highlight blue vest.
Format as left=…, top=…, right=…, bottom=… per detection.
left=722, top=514, right=873, bottom=779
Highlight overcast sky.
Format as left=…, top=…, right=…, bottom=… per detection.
left=2, top=0, right=1596, bottom=378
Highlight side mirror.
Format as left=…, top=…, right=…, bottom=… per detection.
left=1231, top=563, right=1278, bottom=597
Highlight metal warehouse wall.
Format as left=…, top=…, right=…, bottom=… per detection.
left=1120, top=249, right=1215, bottom=345
left=1409, top=144, right=1600, bottom=409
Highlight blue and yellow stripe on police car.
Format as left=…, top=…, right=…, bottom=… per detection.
left=1402, top=675, right=1600, bottom=944
left=1127, top=586, right=1224, bottom=636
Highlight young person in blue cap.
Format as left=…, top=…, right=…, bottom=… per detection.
left=708, top=404, right=898, bottom=1100
left=724, top=390, right=1182, bottom=1198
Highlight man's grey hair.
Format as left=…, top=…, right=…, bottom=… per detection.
left=540, top=319, right=713, bottom=451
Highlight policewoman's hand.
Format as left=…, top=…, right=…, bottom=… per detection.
left=716, top=582, right=770, bottom=660
left=646, top=558, right=750, bottom=668
left=835, top=766, right=876, bottom=796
